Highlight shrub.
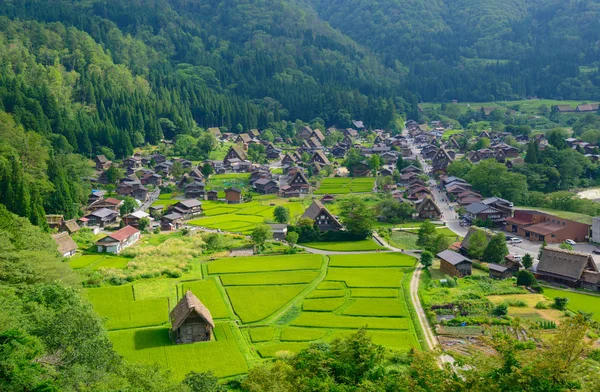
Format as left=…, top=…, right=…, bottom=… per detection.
left=153, top=226, right=160, bottom=234
left=553, top=297, right=569, bottom=310
left=502, top=299, right=527, bottom=307
left=492, top=303, right=508, bottom=316
left=516, top=270, right=535, bottom=286
left=534, top=301, right=548, bottom=309
left=169, top=268, right=183, bottom=278
left=530, top=284, right=544, bottom=293
left=589, top=349, right=600, bottom=362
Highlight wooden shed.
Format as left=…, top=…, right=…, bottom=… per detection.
left=170, top=291, right=215, bottom=344
left=437, top=250, right=472, bottom=278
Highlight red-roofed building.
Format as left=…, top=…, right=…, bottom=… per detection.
left=95, top=225, right=141, bottom=254
left=506, top=210, right=590, bottom=243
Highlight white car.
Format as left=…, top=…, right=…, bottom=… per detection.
left=511, top=254, right=522, bottom=261
left=565, top=239, right=576, bottom=245
left=510, top=237, right=522, bottom=244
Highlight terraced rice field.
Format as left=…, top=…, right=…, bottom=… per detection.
left=109, top=323, right=248, bottom=379
left=314, top=177, right=375, bottom=194
left=80, top=251, right=421, bottom=378
left=303, top=239, right=386, bottom=251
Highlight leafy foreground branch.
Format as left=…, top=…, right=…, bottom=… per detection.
left=242, top=318, right=600, bottom=392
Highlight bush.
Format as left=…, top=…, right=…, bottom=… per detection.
left=502, top=299, right=527, bottom=307
left=553, top=297, right=569, bottom=310
left=516, top=270, right=535, bottom=286
left=589, top=349, right=600, bottom=362
left=492, top=303, right=508, bottom=316
left=530, top=284, right=544, bottom=293
left=169, top=268, right=183, bottom=278
left=535, top=301, right=548, bottom=309
left=153, top=226, right=160, bottom=234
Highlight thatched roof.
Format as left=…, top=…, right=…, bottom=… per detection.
left=52, top=232, right=78, bottom=254
left=301, top=200, right=342, bottom=227
left=537, top=247, right=599, bottom=282
left=62, top=219, right=80, bottom=233
left=170, top=291, right=214, bottom=330
left=460, top=227, right=494, bottom=251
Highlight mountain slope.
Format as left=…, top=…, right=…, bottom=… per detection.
left=309, top=0, right=600, bottom=101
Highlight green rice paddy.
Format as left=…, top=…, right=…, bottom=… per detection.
left=543, top=287, right=600, bottom=322
left=314, top=177, right=375, bottom=194
left=77, top=251, right=421, bottom=380
left=303, top=239, right=386, bottom=251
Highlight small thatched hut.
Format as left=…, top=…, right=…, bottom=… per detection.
left=170, top=291, right=214, bottom=344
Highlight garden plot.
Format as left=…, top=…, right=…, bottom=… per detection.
left=220, top=270, right=320, bottom=286
left=208, top=254, right=323, bottom=274
left=226, top=284, right=308, bottom=323
left=325, top=267, right=404, bottom=287
left=109, top=323, right=247, bottom=380
left=329, top=253, right=415, bottom=267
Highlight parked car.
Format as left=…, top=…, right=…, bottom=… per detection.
left=511, top=254, right=522, bottom=261
left=505, top=235, right=513, bottom=241
left=592, top=248, right=600, bottom=255
left=565, top=239, right=576, bottom=245
left=510, top=237, right=522, bottom=244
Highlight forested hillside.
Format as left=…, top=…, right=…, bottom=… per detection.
left=310, top=0, right=600, bottom=101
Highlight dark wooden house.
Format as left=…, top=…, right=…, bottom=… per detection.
left=170, top=291, right=215, bottom=344
left=225, top=187, right=243, bottom=204
left=415, top=197, right=442, bottom=220
left=301, top=200, right=343, bottom=232
left=437, top=250, right=472, bottom=278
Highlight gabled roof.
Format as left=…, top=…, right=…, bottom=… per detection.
left=238, top=133, right=252, bottom=143
left=538, top=248, right=599, bottom=282
left=52, top=232, right=78, bottom=254
left=465, top=202, right=501, bottom=215
left=301, top=200, right=342, bottom=227
left=63, top=219, right=81, bottom=233
left=312, top=128, right=325, bottom=142
left=416, top=197, right=441, bottom=214
left=177, top=199, right=203, bottom=208
left=106, top=225, right=140, bottom=241
left=89, top=208, right=117, bottom=218
left=437, top=250, right=472, bottom=265
left=96, top=154, right=109, bottom=163
left=163, top=212, right=183, bottom=221
left=170, top=291, right=215, bottom=330
left=229, top=145, right=248, bottom=161
left=225, top=187, right=242, bottom=193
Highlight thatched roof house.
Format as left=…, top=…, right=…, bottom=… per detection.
left=302, top=200, right=343, bottom=232
left=170, top=291, right=215, bottom=344
left=536, top=248, right=600, bottom=291
left=52, top=232, right=78, bottom=258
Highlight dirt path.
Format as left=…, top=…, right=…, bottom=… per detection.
left=410, top=264, right=439, bottom=351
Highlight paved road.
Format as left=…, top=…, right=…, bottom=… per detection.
left=140, top=189, right=160, bottom=212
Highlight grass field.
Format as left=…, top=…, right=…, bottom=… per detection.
left=69, top=254, right=131, bottom=270
left=306, top=289, right=346, bottom=298
left=329, top=330, right=419, bottom=350
left=109, top=323, right=248, bottom=379
left=328, top=253, right=415, bottom=267
left=543, top=288, right=600, bottom=322
left=257, top=342, right=310, bottom=357
left=325, top=267, right=404, bottom=287
left=314, top=177, right=375, bottom=195
left=389, top=231, right=419, bottom=250
left=208, top=254, right=323, bottom=274
left=302, top=239, right=386, bottom=251
left=226, top=285, right=307, bottom=323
